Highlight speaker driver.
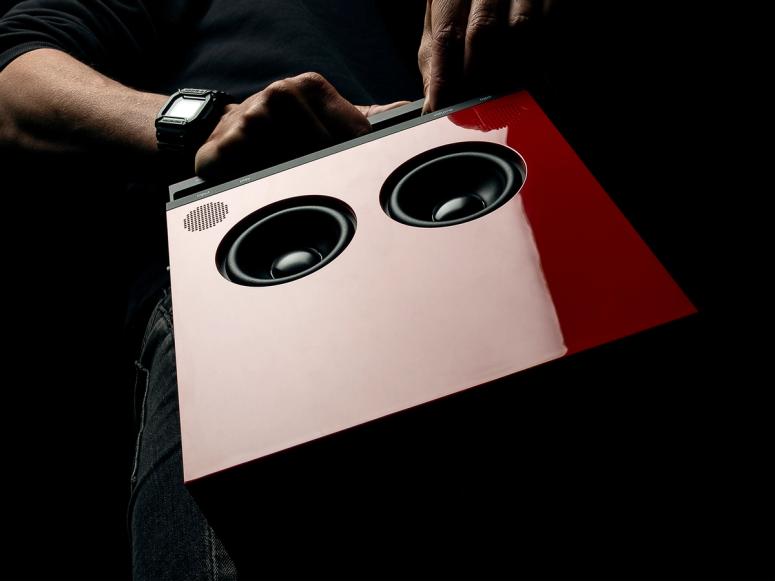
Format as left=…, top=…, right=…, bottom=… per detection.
left=381, top=142, right=526, bottom=227
left=216, top=196, right=356, bottom=286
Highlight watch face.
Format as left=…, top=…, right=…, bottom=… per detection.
left=166, top=97, right=206, bottom=121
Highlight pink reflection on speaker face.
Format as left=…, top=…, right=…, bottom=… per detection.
left=449, top=94, right=695, bottom=355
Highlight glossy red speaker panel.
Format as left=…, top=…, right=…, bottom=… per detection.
left=166, top=91, right=694, bottom=483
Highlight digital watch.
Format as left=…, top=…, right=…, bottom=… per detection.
left=155, top=88, right=235, bottom=152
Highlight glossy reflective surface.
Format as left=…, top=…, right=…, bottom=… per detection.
left=167, top=91, right=695, bottom=482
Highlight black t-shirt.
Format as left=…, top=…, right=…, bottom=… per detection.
left=0, top=0, right=424, bottom=102
left=0, top=0, right=424, bottom=328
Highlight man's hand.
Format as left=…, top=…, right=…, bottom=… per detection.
left=419, top=0, right=553, bottom=113
left=195, top=72, right=406, bottom=181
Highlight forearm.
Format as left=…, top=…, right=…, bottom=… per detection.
left=0, top=48, right=166, bottom=156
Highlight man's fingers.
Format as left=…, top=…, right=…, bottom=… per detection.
left=355, top=101, right=411, bottom=118
left=293, top=72, right=371, bottom=141
left=196, top=84, right=330, bottom=180
left=508, top=0, right=535, bottom=29
left=196, top=72, right=369, bottom=181
left=419, top=0, right=433, bottom=96
left=420, top=0, right=546, bottom=113
left=425, top=0, right=471, bottom=112
left=464, top=0, right=509, bottom=85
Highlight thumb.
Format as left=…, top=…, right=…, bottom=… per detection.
left=355, top=101, right=411, bottom=118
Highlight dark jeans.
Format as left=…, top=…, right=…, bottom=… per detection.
left=128, top=288, right=238, bottom=580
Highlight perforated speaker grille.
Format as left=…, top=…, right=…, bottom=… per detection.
left=184, top=201, right=229, bottom=232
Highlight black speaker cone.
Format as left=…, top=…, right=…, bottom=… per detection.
left=381, top=142, right=525, bottom=227
left=432, top=193, right=486, bottom=222
left=217, top=196, right=356, bottom=286
left=270, top=248, right=323, bottom=279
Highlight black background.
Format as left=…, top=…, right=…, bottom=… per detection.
left=1, top=1, right=773, bottom=579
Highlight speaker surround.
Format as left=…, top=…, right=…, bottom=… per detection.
left=381, top=141, right=525, bottom=227
left=216, top=196, right=355, bottom=286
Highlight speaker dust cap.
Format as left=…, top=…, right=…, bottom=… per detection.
left=217, top=196, right=356, bottom=287
left=381, top=141, right=526, bottom=227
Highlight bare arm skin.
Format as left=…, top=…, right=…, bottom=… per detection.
left=0, top=48, right=405, bottom=181
left=0, top=48, right=166, bottom=156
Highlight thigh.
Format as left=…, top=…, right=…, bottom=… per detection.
left=128, top=289, right=238, bottom=581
